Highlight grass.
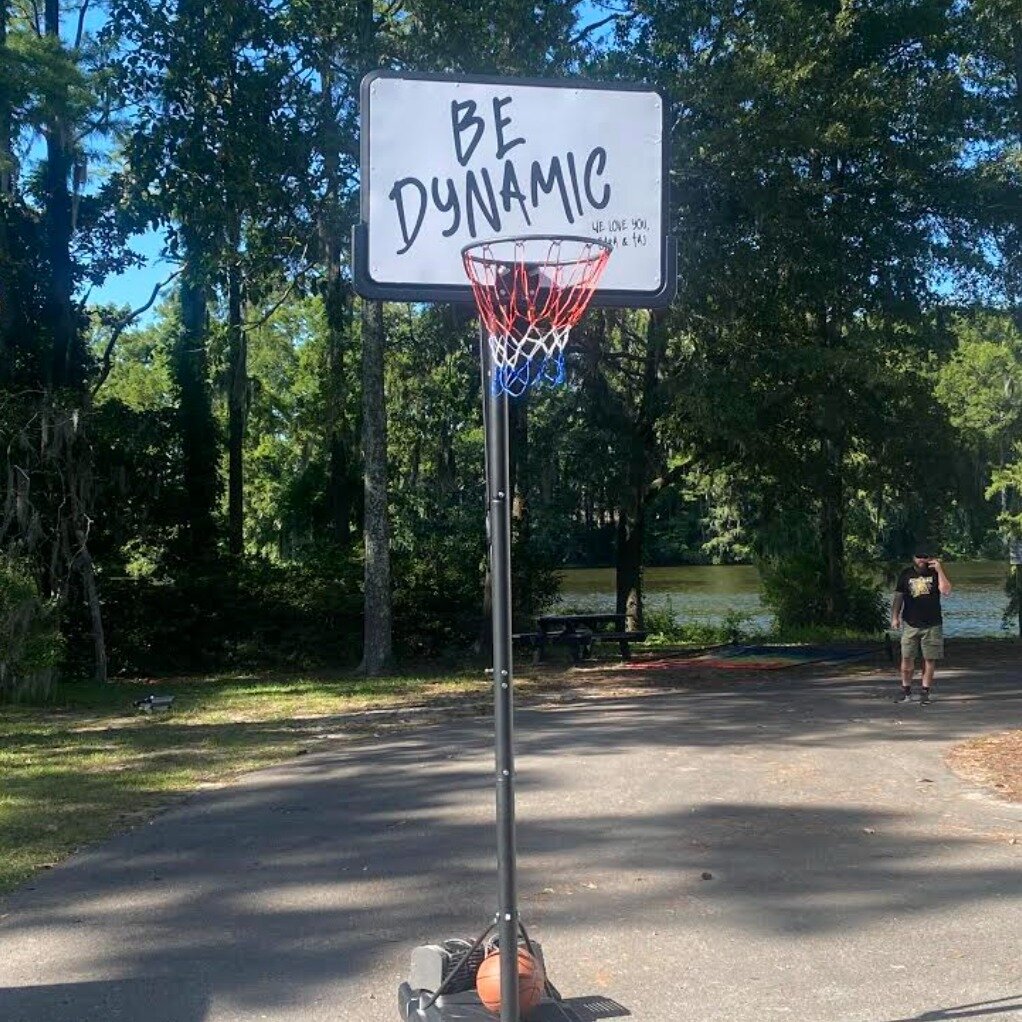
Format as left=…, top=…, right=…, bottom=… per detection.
left=6, top=637, right=1014, bottom=896
left=0, top=668, right=489, bottom=895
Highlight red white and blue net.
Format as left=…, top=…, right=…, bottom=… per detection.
left=462, top=237, right=611, bottom=398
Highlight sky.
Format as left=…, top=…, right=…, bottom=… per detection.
left=95, top=230, right=170, bottom=310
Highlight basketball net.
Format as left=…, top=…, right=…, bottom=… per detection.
left=462, top=237, right=611, bottom=397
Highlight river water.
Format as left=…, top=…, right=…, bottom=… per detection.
left=557, top=561, right=1017, bottom=637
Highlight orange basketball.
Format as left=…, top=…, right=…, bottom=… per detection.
left=475, top=947, right=545, bottom=1016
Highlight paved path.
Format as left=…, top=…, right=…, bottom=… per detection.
left=2, top=664, right=1021, bottom=1022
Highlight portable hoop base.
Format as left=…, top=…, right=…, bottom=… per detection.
left=398, top=983, right=582, bottom=1021
left=396, top=245, right=609, bottom=1021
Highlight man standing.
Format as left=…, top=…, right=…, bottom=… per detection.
left=891, top=544, right=953, bottom=704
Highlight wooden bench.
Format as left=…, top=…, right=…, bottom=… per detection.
left=514, top=629, right=592, bottom=664
left=586, top=629, right=648, bottom=660
left=533, top=613, right=647, bottom=663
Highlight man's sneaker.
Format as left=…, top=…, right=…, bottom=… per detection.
left=920, top=689, right=931, bottom=705
left=895, top=688, right=912, bottom=703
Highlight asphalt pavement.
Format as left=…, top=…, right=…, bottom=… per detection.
left=2, top=663, right=1021, bottom=1022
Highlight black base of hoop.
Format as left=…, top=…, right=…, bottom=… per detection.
left=398, top=985, right=582, bottom=1021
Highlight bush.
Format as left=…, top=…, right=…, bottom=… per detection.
left=759, top=553, right=885, bottom=634
left=390, top=492, right=561, bottom=658
left=95, top=549, right=363, bottom=675
left=643, top=600, right=750, bottom=645
left=0, top=559, right=64, bottom=701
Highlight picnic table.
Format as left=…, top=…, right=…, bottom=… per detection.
left=514, top=612, right=648, bottom=664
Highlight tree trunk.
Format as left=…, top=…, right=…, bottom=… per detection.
left=1014, top=564, right=1022, bottom=639
left=820, top=436, right=847, bottom=625
left=77, top=546, right=107, bottom=683
left=815, top=293, right=848, bottom=626
left=613, top=310, right=667, bottom=633
left=615, top=499, right=644, bottom=632
left=43, top=0, right=77, bottom=390
left=175, top=255, right=219, bottom=559
left=226, top=233, right=245, bottom=556
left=359, top=298, right=392, bottom=674
left=0, top=0, right=12, bottom=199
left=318, top=58, right=357, bottom=546
left=0, top=0, right=15, bottom=376
left=324, top=273, right=355, bottom=546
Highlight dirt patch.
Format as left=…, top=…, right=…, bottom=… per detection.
left=947, top=730, right=1022, bottom=803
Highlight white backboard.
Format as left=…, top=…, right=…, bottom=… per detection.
left=353, top=71, right=675, bottom=308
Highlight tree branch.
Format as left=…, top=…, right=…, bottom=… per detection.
left=564, top=13, right=617, bottom=46
left=73, top=0, right=90, bottom=49
left=241, top=250, right=315, bottom=331
left=91, top=269, right=182, bottom=397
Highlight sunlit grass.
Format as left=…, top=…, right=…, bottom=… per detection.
left=0, top=668, right=489, bottom=894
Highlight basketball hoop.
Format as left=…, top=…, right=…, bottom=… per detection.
left=462, top=236, right=611, bottom=397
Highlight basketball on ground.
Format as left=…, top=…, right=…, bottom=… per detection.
left=475, top=946, right=545, bottom=1015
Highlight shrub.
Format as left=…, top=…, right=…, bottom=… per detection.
left=643, top=600, right=750, bottom=645
left=0, top=559, right=64, bottom=702
left=95, top=549, right=363, bottom=675
left=759, top=553, right=885, bottom=634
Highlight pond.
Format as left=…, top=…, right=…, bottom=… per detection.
left=557, top=561, right=1017, bottom=638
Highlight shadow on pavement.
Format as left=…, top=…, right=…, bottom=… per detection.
left=882, top=994, right=1022, bottom=1020
left=0, top=668, right=1018, bottom=1018
left=0, top=978, right=210, bottom=1022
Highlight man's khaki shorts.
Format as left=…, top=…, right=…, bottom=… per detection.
left=901, top=624, right=944, bottom=662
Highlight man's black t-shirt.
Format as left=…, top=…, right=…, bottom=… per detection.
left=896, top=566, right=942, bottom=628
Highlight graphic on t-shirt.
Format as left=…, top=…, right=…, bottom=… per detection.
left=908, top=576, right=933, bottom=599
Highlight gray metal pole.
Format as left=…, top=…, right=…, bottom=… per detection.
left=479, top=326, right=520, bottom=1022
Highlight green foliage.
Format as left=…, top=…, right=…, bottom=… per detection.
left=91, top=304, right=177, bottom=412
left=939, top=313, right=1022, bottom=569
left=988, top=444, right=1022, bottom=541
left=759, top=553, right=886, bottom=635
left=644, top=600, right=751, bottom=645
left=390, top=501, right=486, bottom=657
left=4, top=1, right=1019, bottom=674
left=0, top=559, right=64, bottom=702
left=242, top=296, right=349, bottom=557
left=96, top=550, right=362, bottom=675
left=937, top=314, right=1022, bottom=442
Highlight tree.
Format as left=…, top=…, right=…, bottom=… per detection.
left=0, top=0, right=125, bottom=687
left=111, top=0, right=313, bottom=558
left=623, top=0, right=981, bottom=626
left=566, top=309, right=690, bottom=629
left=939, top=311, right=1022, bottom=631
left=962, top=0, right=1021, bottom=326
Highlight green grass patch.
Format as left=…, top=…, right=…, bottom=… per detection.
left=0, top=668, right=486, bottom=894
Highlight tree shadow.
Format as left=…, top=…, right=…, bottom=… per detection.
left=0, top=977, right=210, bottom=1022
left=882, top=995, right=1022, bottom=1020
left=1, top=668, right=1019, bottom=1019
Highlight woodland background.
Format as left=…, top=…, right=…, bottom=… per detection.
left=1, top=0, right=1020, bottom=697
